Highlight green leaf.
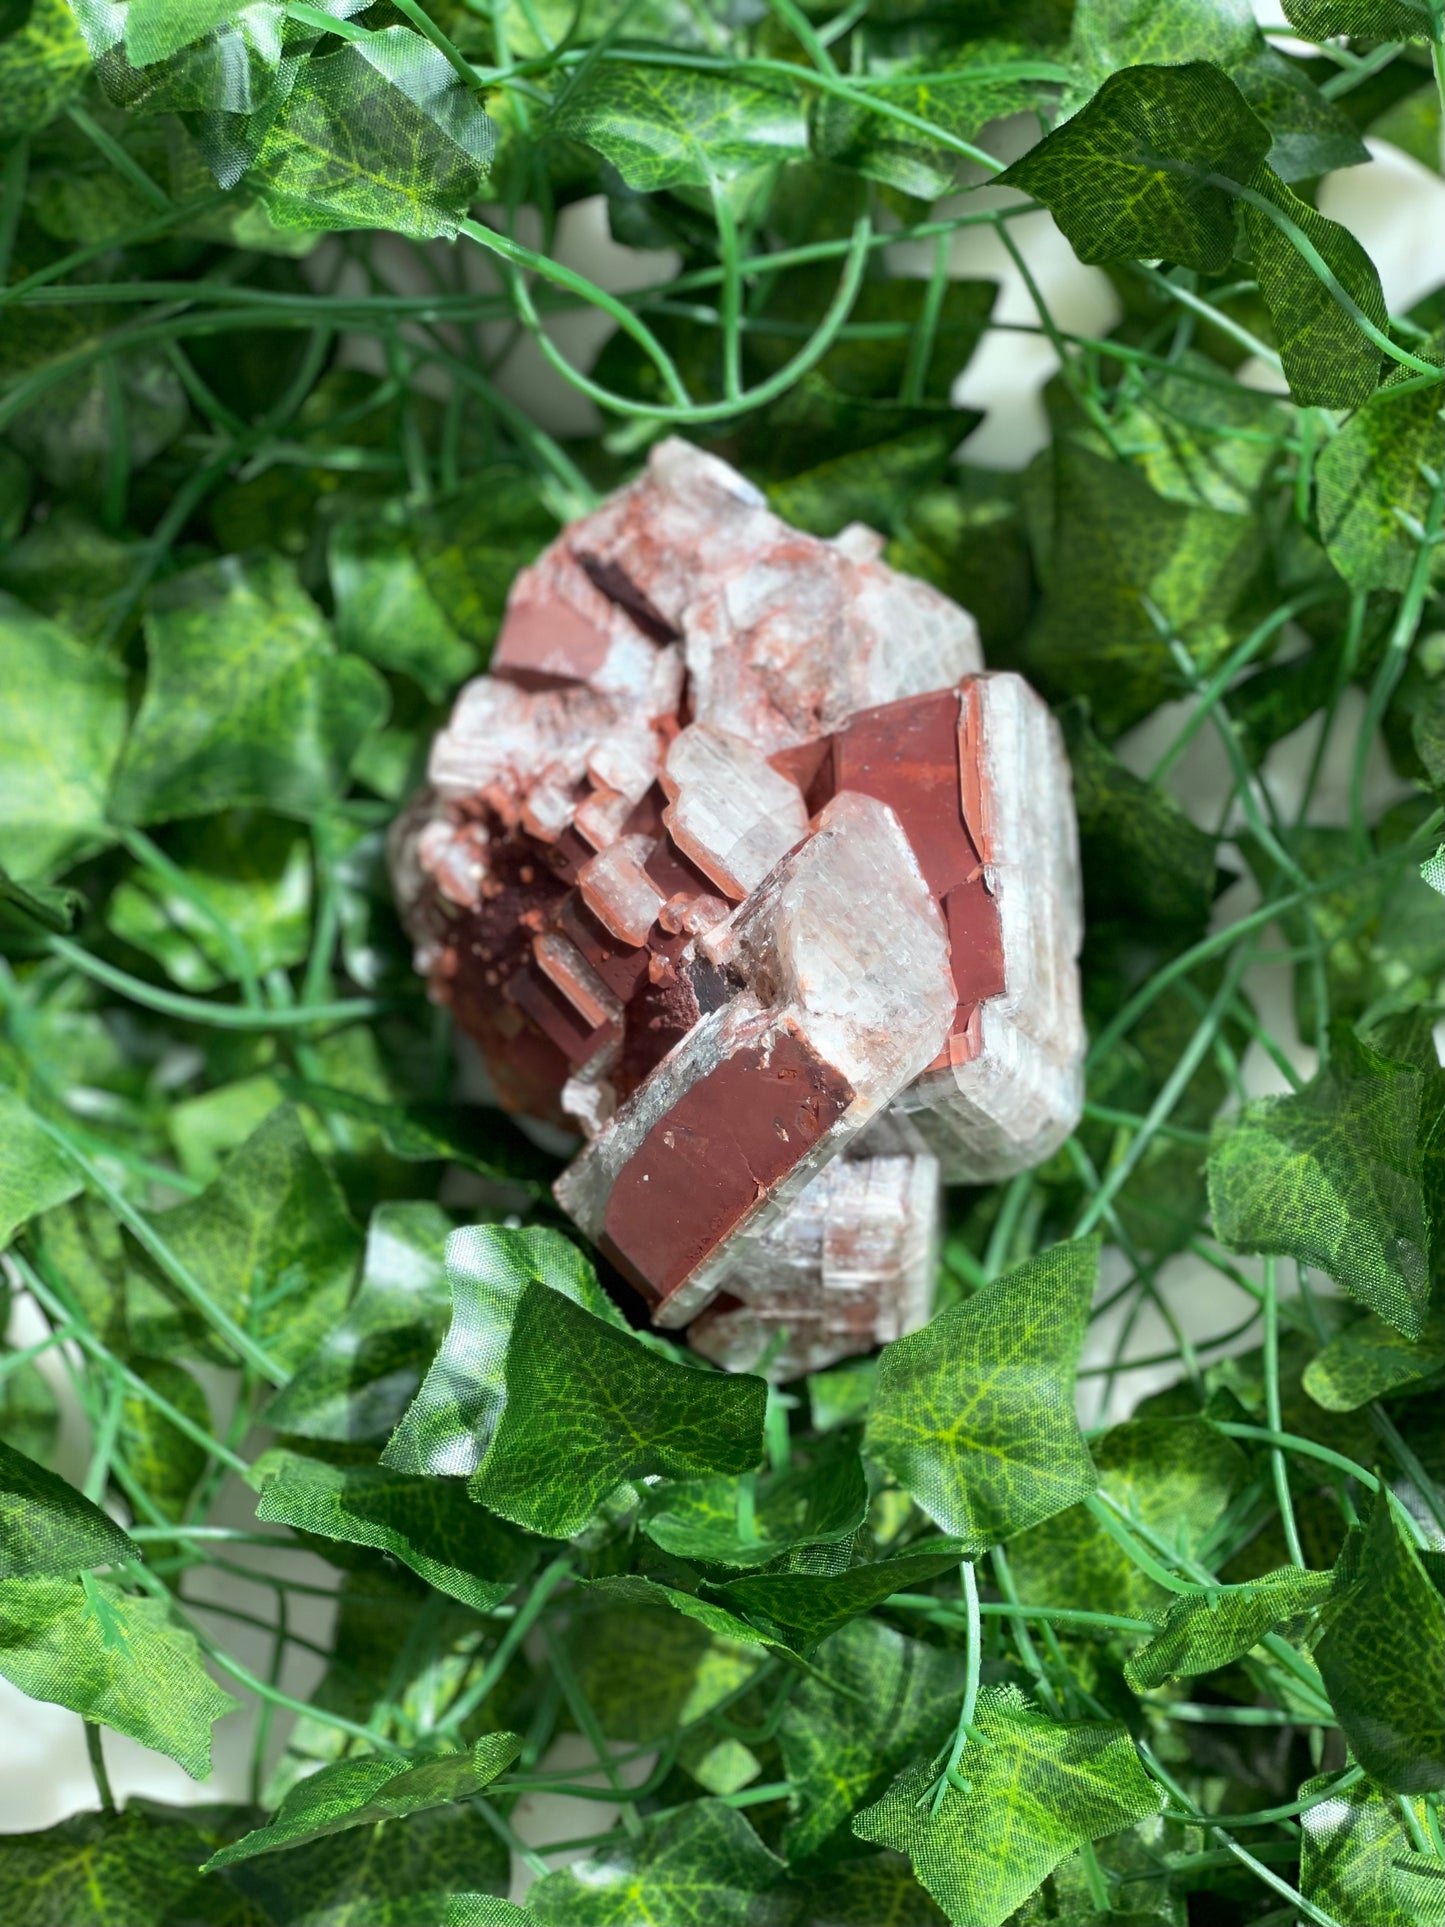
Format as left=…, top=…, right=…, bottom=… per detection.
left=1298, top=1774, right=1445, bottom=1927
left=262, top=1202, right=455, bottom=1443
left=1104, top=353, right=1291, bottom=515
left=779, top=1617, right=970, bottom=1863
left=707, top=1539, right=970, bottom=1657
left=642, top=1435, right=868, bottom=1571
left=0, top=1083, right=82, bottom=1249
left=116, top=1357, right=211, bottom=1522
left=123, top=0, right=243, bottom=67
left=106, top=812, right=314, bottom=993
left=1124, top=1562, right=1334, bottom=1690
left=1008, top=1417, right=1249, bottom=1624
left=0, top=865, right=84, bottom=934
left=0, top=1437, right=139, bottom=1578
left=999, top=62, right=1270, bottom=275
left=1282, top=0, right=1436, bottom=42
left=249, top=1447, right=542, bottom=1612
left=525, top=1799, right=798, bottom=1926
left=469, top=1281, right=768, bottom=1538
left=382, top=1223, right=633, bottom=1478
left=0, top=1574, right=237, bottom=1776
left=764, top=421, right=967, bottom=542
left=0, top=0, right=91, bottom=139
left=252, top=31, right=497, bottom=241
left=329, top=513, right=478, bottom=704
left=109, top=554, right=389, bottom=827
left=852, top=1683, right=1163, bottom=1927
left=1239, top=162, right=1388, bottom=408
left=0, top=1803, right=262, bottom=1927
left=807, top=1358, right=877, bottom=1434
left=554, top=65, right=807, bottom=191
left=1317, top=372, right=1445, bottom=592
left=205, top=1733, right=521, bottom=1868
left=795, top=1853, right=947, bottom=1926
left=1207, top=1024, right=1434, bottom=1339
left=409, top=474, right=557, bottom=652
left=1303, top=1306, right=1444, bottom=1411
left=0, top=593, right=127, bottom=881
left=1314, top=1486, right=1445, bottom=1793
left=0, top=1346, right=60, bottom=1466
left=863, top=1237, right=1099, bottom=1547
left=134, top=1104, right=361, bottom=1373
left=571, top=1583, right=765, bottom=1743
left=279, top=1079, right=554, bottom=1191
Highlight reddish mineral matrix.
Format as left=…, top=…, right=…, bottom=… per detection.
left=391, top=440, right=1084, bottom=1378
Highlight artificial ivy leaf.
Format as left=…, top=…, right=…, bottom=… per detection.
left=109, top=553, right=389, bottom=827
left=329, top=513, right=478, bottom=703
left=469, top=1281, right=767, bottom=1538
left=1317, top=370, right=1445, bottom=592
left=1060, top=701, right=1217, bottom=931
left=807, top=1358, right=876, bottom=1434
left=1105, top=353, right=1291, bottom=515
left=382, top=1223, right=632, bottom=1477
left=0, top=1803, right=261, bottom=1927
left=251, top=30, right=496, bottom=241
left=263, top=1203, right=454, bottom=1443
left=206, top=1732, right=521, bottom=1867
left=1007, top=1417, right=1249, bottom=1624
left=1303, top=1306, right=1444, bottom=1411
left=1124, top=1562, right=1334, bottom=1690
left=0, top=1574, right=237, bottom=1776
left=707, top=1540, right=969, bottom=1657
left=1207, top=1025, right=1433, bottom=1339
left=571, top=1583, right=765, bottom=1743
left=409, top=475, right=557, bottom=652
left=249, top=1447, right=542, bottom=1612
left=1282, top=0, right=1434, bottom=41
left=106, top=812, right=313, bottom=993
left=1313, top=1487, right=1445, bottom=1793
left=999, top=62, right=1270, bottom=275
left=591, top=1572, right=791, bottom=1660
left=1298, top=1773, right=1444, bottom=1927
left=525, top=1798, right=797, bottom=1926
left=765, top=421, right=968, bottom=542
left=678, top=1729, right=761, bottom=1795
left=0, top=1083, right=82, bottom=1249
left=0, top=1437, right=138, bottom=1578
left=852, top=1684, right=1163, bottom=1927
left=0, top=593, right=127, bottom=881
left=134, top=1104, right=361, bottom=1373
left=797, top=1853, right=947, bottom=1926
left=0, top=0, right=89, bottom=137
left=863, top=1237, right=1098, bottom=1546
left=0, top=1345, right=60, bottom=1465
left=0, top=866, right=83, bottom=934
left=1239, top=163, right=1387, bottom=408
left=116, top=1357, right=211, bottom=1522
left=779, top=1617, right=970, bottom=1863
left=554, top=64, right=807, bottom=191
left=641, top=1435, right=868, bottom=1571
left=123, top=0, right=243, bottom=67
left=279, top=1079, right=553, bottom=1191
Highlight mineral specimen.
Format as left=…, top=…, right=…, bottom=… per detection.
left=391, top=440, right=1084, bottom=1377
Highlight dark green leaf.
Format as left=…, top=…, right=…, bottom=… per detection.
left=525, top=1799, right=798, bottom=1926
left=779, top=1617, right=970, bottom=1862
left=852, top=1683, right=1163, bottom=1927
left=1298, top=1773, right=1444, bottom=1927
left=1207, top=1025, right=1434, bottom=1339
left=249, top=1446, right=542, bottom=1611
left=279, top=1080, right=554, bottom=1190
left=329, top=512, right=479, bottom=704
left=1303, top=1306, right=1444, bottom=1411
left=571, top=1583, right=765, bottom=1743
left=410, top=476, right=557, bottom=652
left=0, top=866, right=84, bottom=934
left=795, top=1853, right=947, bottom=1926
left=863, top=1237, right=1099, bottom=1547
left=0, top=1574, right=237, bottom=1776
left=642, top=1435, right=868, bottom=1571
left=554, top=65, right=807, bottom=191
left=205, top=1733, right=521, bottom=1868
left=469, top=1281, right=767, bottom=1538
left=0, top=1346, right=60, bottom=1465
left=0, top=1803, right=263, bottom=1927
left=117, top=1357, right=211, bottom=1522
left=0, top=1437, right=138, bottom=1578
left=1282, top=0, right=1435, bottom=42
left=1317, top=371, right=1445, bottom=592
left=1314, top=1486, right=1445, bottom=1793
left=109, top=554, right=389, bottom=827
left=707, top=1540, right=969, bottom=1656
left=1125, top=1562, right=1333, bottom=1690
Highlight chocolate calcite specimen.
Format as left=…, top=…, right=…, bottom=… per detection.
left=391, top=440, right=1083, bottom=1378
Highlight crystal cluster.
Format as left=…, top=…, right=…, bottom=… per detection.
left=391, top=440, right=1084, bottom=1378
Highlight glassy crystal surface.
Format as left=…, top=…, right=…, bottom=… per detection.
left=391, top=440, right=1084, bottom=1373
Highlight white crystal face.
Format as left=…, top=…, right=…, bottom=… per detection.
left=660, top=722, right=809, bottom=899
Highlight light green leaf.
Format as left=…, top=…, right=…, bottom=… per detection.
left=554, top=64, right=807, bottom=191
left=1298, top=1774, right=1445, bottom=1927
left=1207, top=1025, right=1434, bottom=1339
left=526, top=1799, right=797, bottom=1926
left=0, top=1345, right=60, bottom=1466
left=263, top=1202, right=454, bottom=1444
left=852, top=1684, right=1163, bottom=1927
left=1125, top=1562, right=1334, bottom=1690
left=0, top=0, right=91, bottom=138
left=0, top=593, right=127, bottom=881
left=109, top=553, right=389, bottom=826
left=0, top=1084, right=82, bottom=1250
left=382, top=1223, right=632, bottom=1479
left=205, top=1732, right=521, bottom=1868
left=329, top=513, right=478, bottom=704
left=1303, top=1306, right=1444, bottom=1411
left=863, top=1237, right=1099, bottom=1547
left=0, top=1804, right=261, bottom=1927
left=0, top=1574, right=237, bottom=1776
left=253, top=30, right=496, bottom=241
left=779, top=1617, right=970, bottom=1862
left=469, top=1281, right=767, bottom=1538
left=1317, top=372, right=1445, bottom=592
left=249, top=1447, right=542, bottom=1612
left=807, top=1358, right=876, bottom=1434
left=642, top=1435, right=868, bottom=1571
left=123, top=0, right=241, bottom=67
left=1314, top=1487, right=1445, bottom=1793
left=0, top=1438, right=138, bottom=1578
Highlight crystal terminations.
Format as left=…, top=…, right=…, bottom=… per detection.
left=391, top=441, right=1084, bottom=1378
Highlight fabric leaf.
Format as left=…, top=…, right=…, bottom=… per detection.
left=1317, top=372, right=1445, bottom=593
left=641, top=1435, right=868, bottom=1571
left=0, top=1438, right=139, bottom=1579
left=707, top=1539, right=970, bottom=1657
left=1125, top=1563, right=1334, bottom=1690
left=1298, top=1773, right=1444, bottom=1927
left=1303, top=1307, right=1444, bottom=1412
left=554, top=65, right=807, bottom=191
